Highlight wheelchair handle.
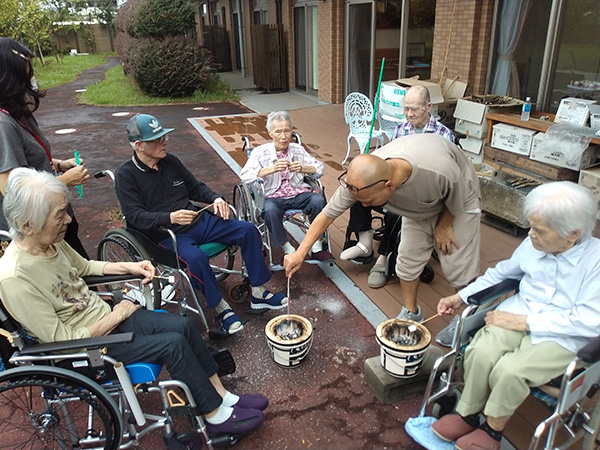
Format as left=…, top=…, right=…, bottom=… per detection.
left=466, top=279, right=520, bottom=305
left=577, top=336, right=600, bottom=364
left=94, top=169, right=115, bottom=182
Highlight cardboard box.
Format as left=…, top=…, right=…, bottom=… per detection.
left=454, top=96, right=522, bottom=139
left=379, top=81, right=407, bottom=120
left=555, top=97, right=597, bottom=126
left=589, top=104, right=600, bottom=133
left=460, top=136, right=485, bottom=155
left=491, top=123, right=537, bottom=156
left=579, top=164, right=600, bottom=204
left=395, top=78, right=444, bottom=103
left=530, top=139, right=600, bottom=170
left=435, top=79, right=468, bottom=127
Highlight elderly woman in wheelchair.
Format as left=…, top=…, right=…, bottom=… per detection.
left=0, top=168, right=267, bottom=442
left=240, top=110, right=333, bottom=262
left=429, top=181, right=600, bottom=450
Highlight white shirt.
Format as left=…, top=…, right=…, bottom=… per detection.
left=458, top=236, right=600, bottom=353
left=240, top=142, right=324, bottom=197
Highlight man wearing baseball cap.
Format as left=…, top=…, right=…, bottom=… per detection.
left=115, top=113, right=287, bottom=335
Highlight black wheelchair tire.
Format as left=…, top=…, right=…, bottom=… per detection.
left=420, top=264, right=435, bottom=284
left=0, top=366, right=122, bottom=450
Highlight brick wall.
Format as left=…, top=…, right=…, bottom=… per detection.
left=317, top=0, right=344, bottom=104
left=431, top=0, right=494, bottom=95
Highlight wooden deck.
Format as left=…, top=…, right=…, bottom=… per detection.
left=191, top=105, right=544, bottom=450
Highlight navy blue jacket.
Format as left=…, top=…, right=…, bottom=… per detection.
left=115, top=153, right=222, bottom=241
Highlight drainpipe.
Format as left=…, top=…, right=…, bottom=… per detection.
left=237, top=0, right=247, bottom=77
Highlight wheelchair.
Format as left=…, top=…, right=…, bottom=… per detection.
left=0, top=273, right=238, bottom=450
left=232, top=135, right=331, bottom=272
left=417, top=279, right=600, bottom=450
left=95, top=170, right=251, bottom=339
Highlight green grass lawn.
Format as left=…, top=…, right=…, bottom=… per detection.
left=33, top=53, right=110, bottom=90
left=79, top=65, right=239, bottom=106
left=33, top=53, right=239, bottom=105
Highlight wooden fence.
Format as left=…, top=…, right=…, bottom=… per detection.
left=203, top=25, right=231, bottom=72
left=251, top=24, right=288, bottom=92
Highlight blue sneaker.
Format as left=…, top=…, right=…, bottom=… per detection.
left=250, top=291, right=288, bottom=310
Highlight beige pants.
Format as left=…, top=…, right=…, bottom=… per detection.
left=456, top=326, right=576, bottom=418
left=396, top=211, right=481, bottom=287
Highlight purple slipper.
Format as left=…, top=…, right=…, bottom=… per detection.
left=205, top=405, right=265, bottom=437
left=235, top=393, right=269, bottom=410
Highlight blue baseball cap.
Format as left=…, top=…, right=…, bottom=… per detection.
left=127, top=113, right=174, bottom=142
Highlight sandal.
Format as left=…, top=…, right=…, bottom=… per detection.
left=214, top=309, right=244, bottom=335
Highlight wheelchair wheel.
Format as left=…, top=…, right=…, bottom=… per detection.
left=228, top=280, right=251, bottom=304
left=0, top=366, right=122, bottom=450
left=582, top=397, right=600, bottom=450
left=211, top=245, right=236, bottom=283
left=420, top=263, right=435, bottom=284
left=432, top=388, right=461, bottom=419
left=97, top=228, right=162, bottom=310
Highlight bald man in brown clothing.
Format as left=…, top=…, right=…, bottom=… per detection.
left=284, top=134, right=481, bottom=333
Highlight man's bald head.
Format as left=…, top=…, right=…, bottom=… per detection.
left=347, top=154, right=391, bottom=186
left=405, top=85, right=430, bottom=106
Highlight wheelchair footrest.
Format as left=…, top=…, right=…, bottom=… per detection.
left=210, top=347, right=236, bottom=377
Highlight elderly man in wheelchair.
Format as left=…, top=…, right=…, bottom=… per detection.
left=426, top=181, right=600, bottom=450
left=239, top=110, right=333, bottom=263
left=0, top=168, right=268, bottom=446
left=115, top=113, right=288, bottom=336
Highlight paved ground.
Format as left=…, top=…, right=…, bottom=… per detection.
left=34, top=57, right=425, bottom=449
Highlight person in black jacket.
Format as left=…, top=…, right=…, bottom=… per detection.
left=115, top=114, right=287, bottom=335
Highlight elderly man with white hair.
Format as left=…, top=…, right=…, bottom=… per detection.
left=431, top=181, right=600, bottom=450
left=240, top=111, right=332, bottom=262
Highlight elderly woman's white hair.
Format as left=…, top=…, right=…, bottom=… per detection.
left=3, top=167, right=69, bottom=241
left=266, top=111, right=293, bottom=131
left=524, top=181, right=598, bottom=242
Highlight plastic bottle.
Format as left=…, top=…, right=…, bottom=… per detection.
left=521, top=97, right=531, bottom=121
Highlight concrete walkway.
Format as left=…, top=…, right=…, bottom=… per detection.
left=219, top=71, right=329, bottom=113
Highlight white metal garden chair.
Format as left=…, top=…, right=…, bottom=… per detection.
left=342, top=92, right=385, bottom=165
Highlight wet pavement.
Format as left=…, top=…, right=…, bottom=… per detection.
left=35, top=57, right=424, bottom=450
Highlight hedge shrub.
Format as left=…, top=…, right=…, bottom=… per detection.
left=115, top=0, right=213, bottom=97
left=129, top=35, right=211, bottom=97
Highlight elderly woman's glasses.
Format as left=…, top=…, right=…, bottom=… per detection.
left=337, top=170, right=388, bottom=195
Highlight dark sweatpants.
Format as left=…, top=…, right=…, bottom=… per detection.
left=107, top=309, right=222, bottom=414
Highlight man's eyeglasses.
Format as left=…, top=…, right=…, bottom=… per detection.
left=145, top=135, right=169, bottom=145
left=337, top=171, right=388, bottom=195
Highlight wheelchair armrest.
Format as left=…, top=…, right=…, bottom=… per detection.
left=577, top=336, right=600, bottom=364
left=83, top=274, right=144, bottom=287
left=19, top=332, right=135, bottom=356
left=466, top=279, right=520, bottom=306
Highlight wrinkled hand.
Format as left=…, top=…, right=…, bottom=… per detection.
left=59, top=157, right=81, bottom=172
left=113, top=299, right=141, bottom=321
left=437, top=293, right=464, bottom=315
left=288, top=161, right=302, bottom=173
left=484, top=310, right=527, bottom=331
left=433, top=224, right=459, bottom=255
left=128, top=260, right=155, bottom=284
left=170, top=209, right=198, bottom=225
left=284, top=251, right=304, bottom=278
left=213, top=199, right=230, bottom=220
left=271, top=159, right=290, bottom=174
left=62, top=164, right=90, bottom=187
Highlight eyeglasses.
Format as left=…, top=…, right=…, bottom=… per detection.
left=337, top=171, right=388, bottom=195
left=145, top=135, right=169, bottom=145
